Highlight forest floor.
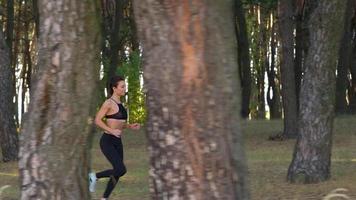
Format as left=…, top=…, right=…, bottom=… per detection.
left=0, top=116, right=355, bottom=200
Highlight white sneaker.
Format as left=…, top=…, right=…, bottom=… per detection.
left=88, top=172, right=97, bottom=192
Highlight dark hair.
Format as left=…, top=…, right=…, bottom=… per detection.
left=108, top=75, right=125, bottom=96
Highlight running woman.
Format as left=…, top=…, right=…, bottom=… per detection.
left=89, top=75, right=140, bottom=200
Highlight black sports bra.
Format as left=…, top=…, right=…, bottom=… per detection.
left=106, top=99, right=128, bottom=120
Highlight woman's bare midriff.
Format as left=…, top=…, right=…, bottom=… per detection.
left=106, top=119, right=126, bottom=131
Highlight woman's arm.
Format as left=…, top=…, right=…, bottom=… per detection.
left=95, top=101, right=121, bottom=136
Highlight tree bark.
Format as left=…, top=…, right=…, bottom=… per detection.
left=278, top=0, right=298, bottom=138
left=133, top=1, right=249, bottom=199
left=128, top=0, right=139, bottom=52
left=335, top=0, right=355, bottom=114
left=349, top=18, right=356, bottom=113
left=287, top=0, right=347, bottom=183
left=0, top=29, right=19, bottom=162
left=235, top=0, right=252, bottom=119
left=267, top=15, right=281, bottom=119
left=32, top=0, right=39, bottom=38
left=6, top=0, right=14, bottom=58
left=257, top=7, right=266, bottom=119
left=294, top=3, right=304, bottom=111
left=18, top=0, right=101, bottom=199
left=101, top=0, right=124, bottom=94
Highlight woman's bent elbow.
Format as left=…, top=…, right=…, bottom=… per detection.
left=94, top=118, right=101, bottom=126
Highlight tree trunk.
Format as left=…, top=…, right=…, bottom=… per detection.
left=267, top=15, right=281, bottom=119
left=6, top=0, right=14, bottom=58
left=18, top=0, right=101, bottom=199
left=32, top=0, right=39, bottom=38
left=335, top=0, right=355, bottom=115
left=128, top=0, right=139, bottom=52
left=6, top=0, right=19, bottom=127
left=101, top=0, right=124, bottom=94
left=294, top=5, right=304, bottom=111
left=278, top=0, right=298, bottom=138
left=257, top=7, right=266, bottom=119
left=133, top=1, right=249, bottom=199
left=0, top=29, right=19, bottom=162
left=235, top=0, right=252, bottom=119
left=287, top=0, right=347, bottom=183
left=349, top=20, right=356, bottom=113
left=107, top=0, right=123, bottom=81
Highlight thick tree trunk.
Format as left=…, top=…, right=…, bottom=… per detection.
left=335, top=0, right=355, bottom=114
left=278, top=0, right=298, bottom=138
left=235, top=0, right=252, bottom=119
left=0, top=30, right=19, bottom=162
left=287, top=0, right=347, bottom=183
left=133, top=1, right=249, bottom=199
left=18, top=0, right=101, bottom=199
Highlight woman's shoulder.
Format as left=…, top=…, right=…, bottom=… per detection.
left=102, top=99, right=116, bottom=108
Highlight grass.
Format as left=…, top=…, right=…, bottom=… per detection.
left=1, top=116, right=355, bottom=200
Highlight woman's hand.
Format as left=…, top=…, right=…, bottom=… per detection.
left=129, top=123, right=141, bottom=130
left=110, top=129, right=122, bottom=137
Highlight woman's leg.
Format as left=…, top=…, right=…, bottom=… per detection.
left=96, top=137, right=126, bottom=198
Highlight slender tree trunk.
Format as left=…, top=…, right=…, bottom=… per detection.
left=257, top=8, right=266, bottom=119
left=21, top=0, right=32, bottom=117
left=349, top=20, right=356, bottom=113
left=6, top=0, right=14, bottom=59
left=107, top=0, right=123, bottom=80
left=32, top=0, right=39, bottom=38
left=129, top=0, right=139, bottom=52
left=0, top=30, right=19, bottom=162
left=101, top=0, right=124, bottom=94
left=235, top=0, right=251, bottom=119
left=294, top=10, right=303, bottom=111
left=287, top=0, right=347, bottom=183
left=278, top=0, right=298, bottom=138
left=267, top=15, right=281, bottom=119
left=335, top=0, right=355, bottom=114
left=18, top=0, right=101, bottom=199
left=133, top=1, right=249, bottom=199
left=6, top=0, right=19, bottom=127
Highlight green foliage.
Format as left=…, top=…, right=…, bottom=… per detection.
left=117, top=51, right=146, bottom=124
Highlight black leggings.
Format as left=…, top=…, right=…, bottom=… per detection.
left=96, top=133, right=127, bottom=198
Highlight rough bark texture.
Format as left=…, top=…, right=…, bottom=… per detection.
left=133, top=1, right=249, bottom=199
left=0, top=29, right=19, bottom=162
left=18, top=0, right=101, bottom=199
left=287, top=0, right=347, bottom=183
left=235, top=0, right=251, bottom=119
left=278, top=0, right=298, bottom=138
left=335, top=0, right=355, bottom=114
